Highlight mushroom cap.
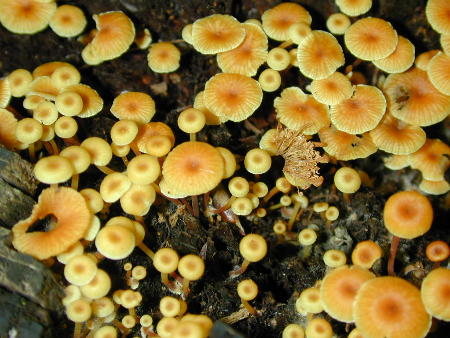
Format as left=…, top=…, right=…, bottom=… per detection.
left=310, top=72, right=354, bottom=105
left=426, top=0, right=450, bottom=34
left=345, top=17, right=398, bottom=61
left=330, top=84, right=386, bottom=134
left=305, top=318, right=333, bottom=338
left=383, top=67, right=450, bottom=126
left=33, top=61, right=74, bottom=77
left=34, top=155, right=74, bottom=184
left=383, top=190, right=433, bottom=239
left=354, top=276, right=431, bottom=338
left=0, top=78, right=11, bottom=108
left=135, top=122, right=175, bottom=153
left=60, top=145, right=91, bottom=174
left=320, top=265, right=375, bottom=322
left=336, top=0, right=373, bottom=17
left=63, top=84, right=103, bottom=118
left=409, top=138, right=450, bottom=181
left=244, top=148, right=272, bottom=174
left=415, top=50, right=440, bottom=71
left=193, top=90, right=224, bottom=125
left=425, top=241, right=450, bottom=262
left=162, top=141, right=224, bottom=196
left=49, top=4, right=87, bottom=38
left=8, top=68, right=32, bottom=97
left=119, top=183, right=156, bottom=216
left=427, top=52, right=450, bottom=95
left=126, top=154, right=160, bottom=185
left=153, top=248, right=179, bottom=274
left=12, top=187, right=91, bottom=260
left=191, top=14, right=245, bottom=54
left=421, top=268, right=450, bottom=321
left=441, top=34, right=450, bottom=55
left=111, top=91, right=155, bottom=124
left=28, top=76, right=60, bottom=101
left=51, top=65, right=81, bottom=89
left=369, top=113, right=426, bottom=155
left=204, top=73, right=263, bottom=122
left=261, top=2, right=312, bottom=41
left=95, top=224, right=135, bottom=260
left=373, top=36, right=415, bottom=74
left=178, top=254, right=205, bottom=281
left=54, top=116, right=78, bottom=139
left=217, top=23, right=268, bottom=77
left=81, top=137, right=112, bottom=167
left=80, top=268, right=111, bottom=300
left=0, top=108, right=19, bottom=149
left=55, top=92, right=84, bottom=117
left=334, top=167, right=361, bottom=194
left=419, top=178, right=450, bottom=195
left=82, top=11, right=135, bottom=63
left=326, top=13, right=351, bottom=35
left=239, top=233, right=267, bottom=262
left=383, top=154, right=410, bottom=170
left=0, top=0, right=56, bottom=34
left=237, top=279, right=258, bottom=301
left=274, top=87, right=330, bottom=135
left=296, top=287, right=323, bottom=314
left=297, top=30, right=345, bottom=80
left=351, top=240, right=383, bottom=269
left=147, top=42, right=181, bottom=73
left=100, top=172, right=132, bottom=203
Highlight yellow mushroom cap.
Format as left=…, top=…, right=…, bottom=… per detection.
left=426, top=241, right=449, bottom=263
left=28, top=76, right=60, bottom=101
left=135, top=28, right=152, bottom=49
left=147, top=42, right=181, bottom=73
left=81, top=137, right=112, bottom=167
left=383, top=190, right=433, bottom=239
left=0, top=108, right=19, bottom=149
left=330, top=84, right=386, bottom=134
left=177, top=108, right=206, bottom=134
left=409, top=138, right=450, bottom=181
left=8, top=69, right=33, bottom=97
left=274, top=87, right=330, bottom=135
left=310, top=71, right=354, bottom=105
left=305, top=318, right=333, bottom=338
left=111, top=91, right=156, bottom=124
left=282, top=324, right=305, bottom=338
left=64, top=254, right=98, bottom=286
left=216, top=147, right=236, bottom=179
left=33, top=101, right=58, bottom=125
left=0, top=78, right=11, bottom=108
left=193, top=90, right=224, bottom=125
left=100, top=172, right=132, bottom=203
left=49, top=4, right=87, bottom=38
left=63, top=84, right=103, bottom=118
left=345, top=17, right=398, bottom=61
left=419, top=178, right=450, bottom=195
left=178, top=254, right=205, bottom=281
left=288, top=22, right=312, bottom=44
left=192, top=14, right=245, bottom=54
left=217, top=23, right=268, bottom=77
left=373, top=36, right=415, bottom=74
left=244, top=148, right=272, bottom=174
left=415, top=50, right=440, bottom=70
left=204, top=73, right=263, bottom=122
left=160, top=296, right=182, bottom=318
left=66, top=299, right=92, bottom=323
left=54, top=116, right=78, bottom=138
left=231, top=197, right=254, bottom=216
left=156, top=317, right=179, bottom=337
left=326, top=13, right=351, bottom=35
left=15, top=117, right=43, bottom=144
left=384, top=154, right=410, bottom=170
left=110, top=120, right=138, bottom=146
left=120, top=183, right=156, bottom=216
left=298, top=228, right=317, bottom=246
left=34, top=155, right=74, bottom=184
left=297, top=30, right=345, bottom=80
left=95, top=224, right=136, bottom=260
left=80, top=188, right=104, bottom=214
left=82, top=11, right=135, bottom=64
left=351, top=240, right=382, bottom=269
left=153, top=247, right=179, bottom=274
left=12, top=187, right=91, bottom=260
left=426, top=0, right=450, bottom=34
left=369, top=113, right=426, bottom=155
left=323, top=249, right=347, bottom=268
left=320, top=265, right=375, bottom=322
left=55, top=92, right=83, bottom=117
left=354, top=276, right=431, bottom=338
left=383, top=67, right=450, bottom=126
left=261, top=2, right=312, bottom=41
left=239, top=233, right=267, bottom=262
left=336, top=0, right=372, bottom=17
left=126, top=154, right=160, bottom=185
left=162, top=141, right=224, bottom=196
left=60, top=145, right=91, bottom=174
left=267, top=47, right=291, bottom=71
left=0, top=0, right=56, bottom=34
left=228, top=176, right=250, bottom=197
left=93, top=326, right=117, bottom=338
left=296, top=287, right=323, bottom=314
left=441, top=34, right=450, bottom=54
left=258, top=69, right=282, bottom=93
left=427, top=52, right=450, bottom=95
left=421, top=268, right=450, bottom=321
left=334, top=167, right=361, bottom=194
left=237, top=279, right=258, bottom=301
left=181, top=23, right=193, bottom=44
left=51, top=65, right=81, bottom=89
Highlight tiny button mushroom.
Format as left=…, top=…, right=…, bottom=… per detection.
left=95, top=224, right=136, bottom=260
left=178, top=254, right=205, bottom=295
left=230, top=233, right=267, bottom=277
left=425, top=240, right=449, bottom=265
left=80, top=269, right=112, bottom=299
left=305, top=317, right=333, bottom=338
left=34, top=155, right=74, bottom=185
left=334, top=167, right=361, bottom=200
left=110, top=120, right=139, bottom=146
left=298, top=228, right=317, bottom=259
left=160, top=296, right=183, bottom=317
left=295, top=287, right=323, bottom=315
left=244, top=148, right=272, bottom=175
left=66, top=299, right=92, bottom=337
left=64, top=254, right=98, bottom=286
left=282, top=324, right=305, bottom=338
left=153, top=248, right=180, bottom=289
left=323, top=249, right=346, bottom=268
left=351, top=240, right=383, bottom=269
left=237, top=279, right=259, bottom=315
left=177, top=108, right=206, bottom=141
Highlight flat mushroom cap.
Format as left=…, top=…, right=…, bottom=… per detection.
left=354, top=277, right=431, bottom=338
left=384, top=154, right=410, bottom=170
left=421, top=268, right=450, bottom=321
left=261, top=2, right=312, bottom=41
left=344, top=17, right=398, bottom=61
left=0, top=78, right=11, bottom=108
left=426, top=0, right=450, bottom=34
left=320, top=265, right=375, bottom=322
left=32, top=61, right=74, bottom=77
left=373, top=36, right=415, bottom=74
left=82, top=11, right=135, bottom=63
left=111, top=91, right=156, bottom=124
left=191, top=14, right=245, bottom=54
left=12, top=187, right=91, bottom=260
left=274, top=87, right=330, bottom=135
left=369, top=113, right=426, bottom=155
left=34, top=155, right=74, bottom=184
left=63, top=84, right=103, bottom=118
left=297, top=30, right=345, bottom=80
left=427, top=52, right=450, bottom=95
left=326, top=13, right=351, bottom=35
left=135, top=122, right=175, bottom=153
left=409, top=138, right=450, bottom=181
left=217, top=23, right=268, bottom=77
left=162, top=141, right=224, bottom=196
left=0, top=108, right=19, bottom=149
left=49, top=4, right=87, bottom=38
left=204, top=73, right=263, bottom=122
left=383, top=190, right=433, bottom=239
left=419, top=179, right=450, bottom=195
left=0, top=0, right=56, bottom=34
left=336, top=0, right=373, bottom=17
left=383, top=67, right=450, bottom=126
left=330, top=85, right=386, bottom=134
left=147, top=42, right=181, bottom=73
left=310, top=72, right=354, bottom=105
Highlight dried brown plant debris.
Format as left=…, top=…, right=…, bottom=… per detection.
left=275, top=124, right=328, bottom=189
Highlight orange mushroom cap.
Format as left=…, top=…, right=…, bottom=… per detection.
left=409, top=138, right=450, bottom=181
left=421, top=268, right=450, bottom=321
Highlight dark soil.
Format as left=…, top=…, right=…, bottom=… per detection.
left=0, top=1, right=449, bottom=338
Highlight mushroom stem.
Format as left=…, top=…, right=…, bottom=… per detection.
left=182, top=278, right=190, bottom=296
left=71, top=174, right=79, bottom=190
left=278, top=39, right=293, bottom=49
left=121, top=156, right=129, bottom=166
left=262, top=187, right=280, bottom=204
left=213, top=196, right=236, bottom=214
left=229, top=259, right=251, bottom=278
left=28, top=143, right=36, bottom=162
left=241, top=299, right=257, bottom=315
left=64, top=135, right=80, bottom=145
left=96, top=165, right=115, bottom=175
left=73, top=322, right=82, bottom=338
left=138, top=243, right=155, bottom=260
left=191, top=195, right=199, bottom=217
left=48, top=139, right=59, bottom=154
left=130, top=142, right=141, bottom=156
left=189, top=133, right=196, bottom=142
left=180, top=198, right=195, bottom=215
left=287, top=202, right=302, bottom=230
left=388, top=235, right=400, bottom=276
left=129, top=307, right=136, bottom=318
